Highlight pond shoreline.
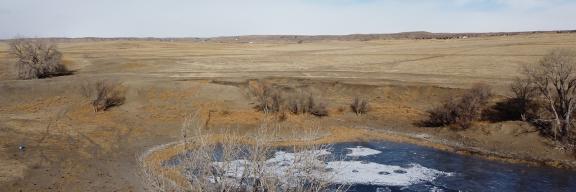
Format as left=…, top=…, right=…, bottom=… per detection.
left=140, top=126, right=576, bottom=191
left=141, top=125, right=576, bottom=185
left=362, top=127, right=576, bottom=170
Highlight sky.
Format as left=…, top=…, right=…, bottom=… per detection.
left=0, top=0, right=575, bottom=38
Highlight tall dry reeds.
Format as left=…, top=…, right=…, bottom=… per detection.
left=139, top=112, right=345, bottom=192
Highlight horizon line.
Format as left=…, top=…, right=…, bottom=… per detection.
left=1, top=29, right=575, bottom=40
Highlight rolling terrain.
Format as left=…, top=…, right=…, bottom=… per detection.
left=1, top=32, right=576, bottom=191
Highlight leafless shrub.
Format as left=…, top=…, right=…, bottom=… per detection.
left=139, top=112, right=344, bottom=192
left=286, top=92, right=304, bottom=114
left=423, top=83, right=492, bottom=129
left=248, top=80, right=282, bottom=113
left=248, top=80, right=329, bottom=117
left=82, top=81, right=125, bottom=112
left=350, top=97, right=369, bottom=115
left=424, top=98, right=459, bottom=127
left=286, top=91, right=328, bottom=117
left=9, top=38, right=69, bottom=79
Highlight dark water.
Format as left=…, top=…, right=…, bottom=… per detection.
left=164, top=141, right=576, bottom=192
left=332, top=141, right=576, bottom=192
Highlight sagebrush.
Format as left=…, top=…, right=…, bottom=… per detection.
left=82, top=81, right=125, bottom=112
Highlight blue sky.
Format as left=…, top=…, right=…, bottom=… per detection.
left=0, top=0, right=574, bottom=38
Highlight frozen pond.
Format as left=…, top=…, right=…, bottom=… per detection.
left=165, top=141, right=576, bottom=192
left=328, top=142, right=576, bottom=192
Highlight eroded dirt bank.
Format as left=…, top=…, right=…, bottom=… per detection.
left=1, top=76, right=575, bottom=191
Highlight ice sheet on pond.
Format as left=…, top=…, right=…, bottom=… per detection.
left=205, top=148, right=451, bottom=187
left=346, top=146, right=382, bottom=157
left=326, top=161, right=452, bottom=186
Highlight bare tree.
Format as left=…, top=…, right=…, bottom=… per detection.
left=9, top=38, right=69, bottom=79
left=523, top=49, right=576, bottom=142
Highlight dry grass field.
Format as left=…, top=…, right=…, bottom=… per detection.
left=3, top=33, right=575, bottom=89
left=1, top=33, right=576, bottom=191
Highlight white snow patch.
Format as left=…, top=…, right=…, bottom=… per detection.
left=201, top=149, right=452, bottom=187
left=211, top=149, right=330, bottom=180
left=346, top=146, right=382, bottom=157
left=326, top=161, right=451, bottom=186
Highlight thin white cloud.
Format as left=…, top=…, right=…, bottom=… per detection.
left=0, top=0, right=574, bottom=38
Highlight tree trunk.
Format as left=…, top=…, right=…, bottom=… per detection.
left=549, top=99, right=562, bottom=139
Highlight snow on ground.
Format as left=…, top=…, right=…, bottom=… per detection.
left=203, top=148, right=451, bottom=187
left=346, top=146, right=382, bottom=157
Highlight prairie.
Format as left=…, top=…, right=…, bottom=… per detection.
left=1, top=33, right=576, bottom=191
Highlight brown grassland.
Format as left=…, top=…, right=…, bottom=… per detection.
left=1, top=33, right=576, bottom=191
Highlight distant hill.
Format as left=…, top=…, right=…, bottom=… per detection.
left=207, top=30, right=576, bottom=42
left=2, top=30, right=575, bottom=43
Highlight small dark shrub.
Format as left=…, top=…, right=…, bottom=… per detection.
left=309, top=102, right=328, bottom=117
left=424, top=98, right=459, bottom=127
left=9, top=39, right=70, bottom=79
left=221, top=110, right=231, bottom=116
left=350, top=97, right=369, bottom=115
left=423, top=83, right=492, bottom=129
left=277, top=112, right=287, bottom=121
left=82, top=81, right=125, bottom=112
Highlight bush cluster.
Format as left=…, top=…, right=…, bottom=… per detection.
left=424, top=84, right=492, bottom=129
left=248, top=80, right=328, bottom=117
